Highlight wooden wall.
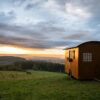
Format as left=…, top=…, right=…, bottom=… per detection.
left=65, top=42, right=100, bottom=80
left=79, top=43, right=100, bottom=79
left=65, top=48, right=79, bottom=79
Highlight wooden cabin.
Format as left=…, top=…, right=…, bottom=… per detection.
left=65, top=41, right=100, bottom=80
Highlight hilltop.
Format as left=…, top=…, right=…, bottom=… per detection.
left=0, top=56, right=26, bottom=65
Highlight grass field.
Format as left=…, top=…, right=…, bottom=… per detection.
left=0, top=71, right=100, bottom=100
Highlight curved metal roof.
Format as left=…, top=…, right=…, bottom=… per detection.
left=78, top=41, right=100, bottom=47
left=64, top=41, right=100, bottom=50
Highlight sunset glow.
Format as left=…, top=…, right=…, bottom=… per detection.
left=0, top=45, right=64, bottom=59
left=0, top=46, right=31, bottom=54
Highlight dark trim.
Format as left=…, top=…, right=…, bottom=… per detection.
left=64, top=41, right=100, bottom=50
left=78, top=41, right=100, bottom=47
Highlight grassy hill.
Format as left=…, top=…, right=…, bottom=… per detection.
left=0, top=71, right=100, bottom=100
left=0, top=56, right=26, bottom=65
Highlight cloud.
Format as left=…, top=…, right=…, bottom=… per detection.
left=25, top=3, right=35, bottom=10
left=25, top=0, right=45, bottom=10
left=65, top=3, right=91, bottom=19
left=0, top=11, right=15, bottom=23
left=0, top=22, right=80, bottom=49
left=63, top=31, right=90, bottom=40
left=0, top=23, right=67, bottom=49
left=0, top=0, right=100, bottom=50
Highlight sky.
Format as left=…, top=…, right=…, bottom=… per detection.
left=0, top=0, right=100, bottom=59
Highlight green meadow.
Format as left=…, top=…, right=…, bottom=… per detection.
left=0, top=71, right=100, bottom=100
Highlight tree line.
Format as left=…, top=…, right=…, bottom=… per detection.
left=0, top=61, right=65, bottom=73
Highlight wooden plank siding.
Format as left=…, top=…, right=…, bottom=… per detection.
left=65, top=48, right=79, bottom=79
left=65, top=41, right=100, bottom=80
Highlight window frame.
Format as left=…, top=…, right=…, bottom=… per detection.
left=83, top=53, right=92, bottom=62
left=69, top=50, right=75, bottom=59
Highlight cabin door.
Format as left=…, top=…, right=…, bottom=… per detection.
left=68, top=50, right=73, bottom=75
left=68, top=61, right=71, bottom=72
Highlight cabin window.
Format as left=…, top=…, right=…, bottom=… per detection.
left=69, top=50, right=75, bottom=59
left=83, top=53, right=92, bottom=62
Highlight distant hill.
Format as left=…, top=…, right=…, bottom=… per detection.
left=0, top=56, right=26, bottom=65
left=27, top=56, right=64, bottom=64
